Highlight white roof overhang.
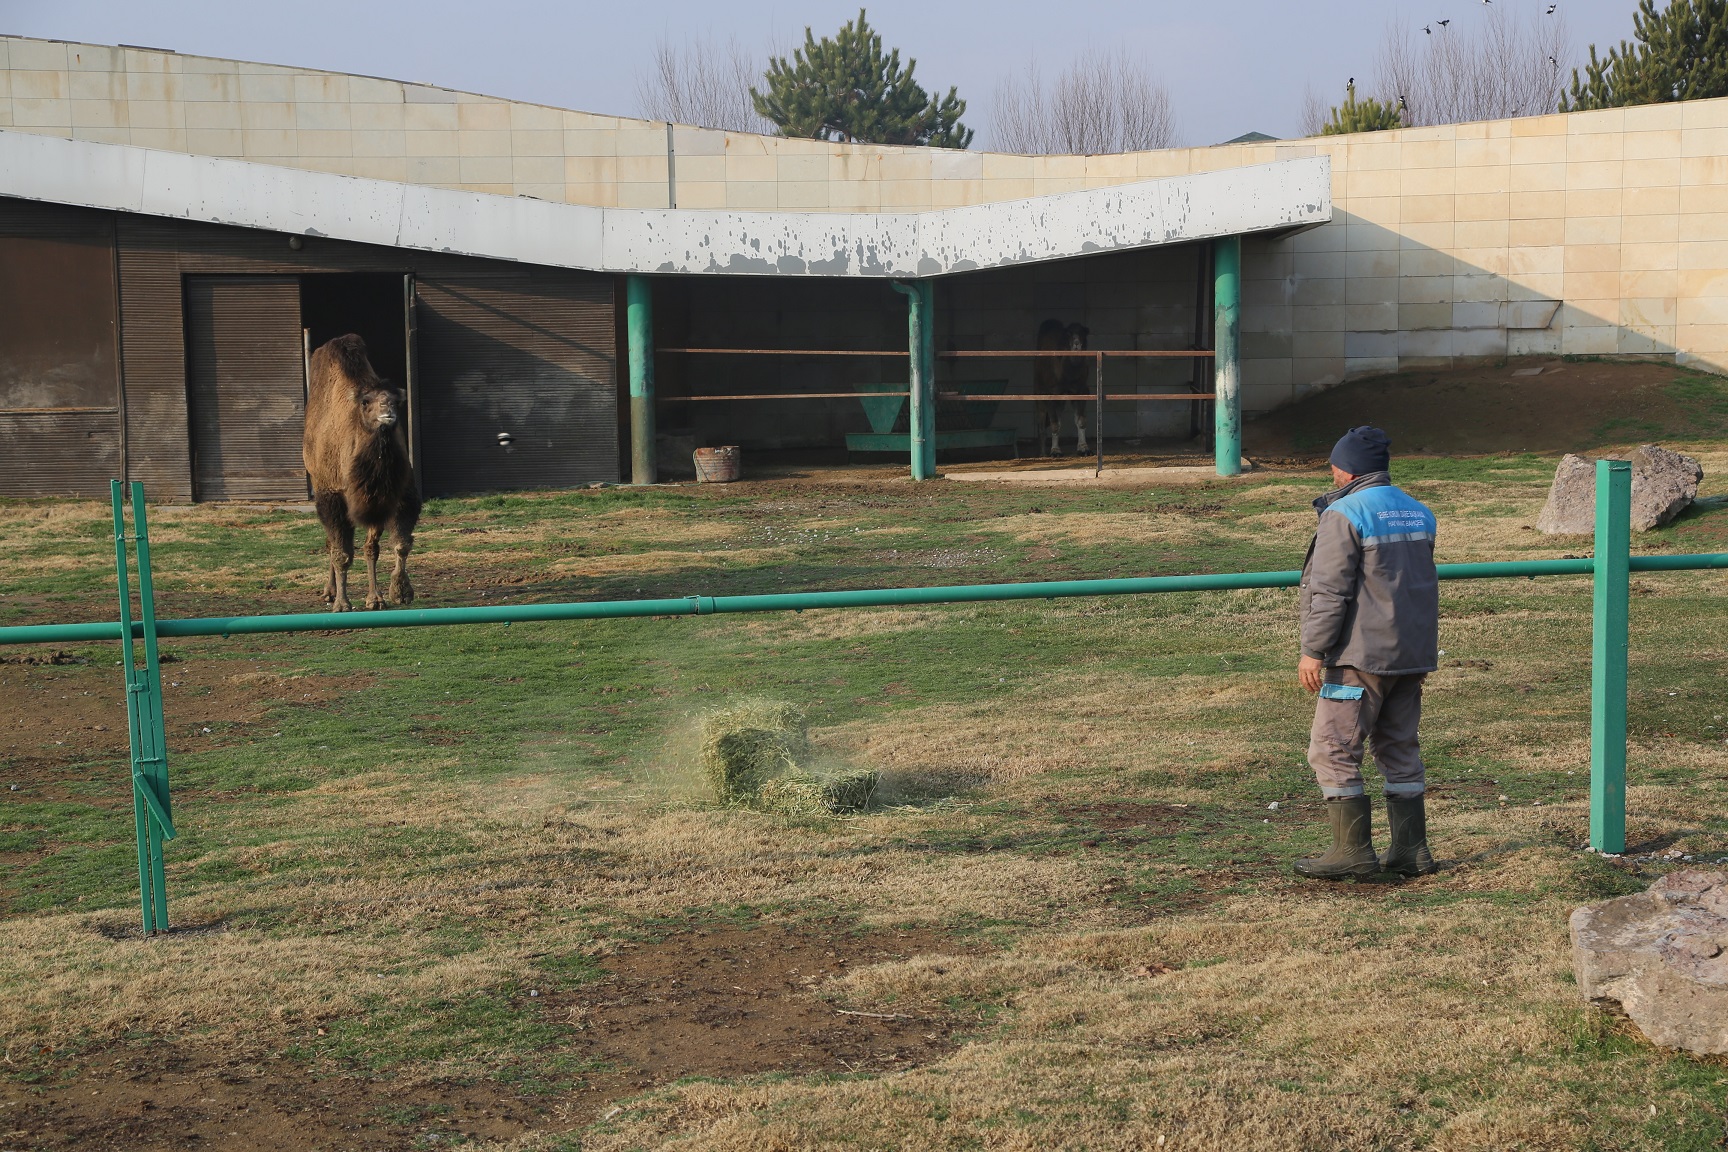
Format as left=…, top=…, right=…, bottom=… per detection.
left=0, top=130, right=1329, bottom=277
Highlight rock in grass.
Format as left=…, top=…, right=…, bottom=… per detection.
left=699, top=700, right=809, bottom=805
left=1571, top=869, right=1728, bottom=1054
left=1537, top=445, right=1702, bottom=534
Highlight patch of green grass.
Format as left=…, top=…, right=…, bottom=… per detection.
left=293, top=982, right=600, bottom=1092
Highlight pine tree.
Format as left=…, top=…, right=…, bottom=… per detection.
left=1321, top=82, right=1403, bottom=135
left=1564, top=0, right=1728, bottom=110
left=750, top=9, right=973, bottom=148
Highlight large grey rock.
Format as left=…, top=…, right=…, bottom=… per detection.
left=1536, top=444, right=1702, bottom=534
left=1571, top=869, right=1728, bottom=1054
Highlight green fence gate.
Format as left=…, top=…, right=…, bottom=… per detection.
left=0, top=463, right=1721, bottom=932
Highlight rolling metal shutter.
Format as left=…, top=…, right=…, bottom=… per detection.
left=183, top=276, right=307, bottom=502
left=415, top=275, right=618, bottom=496
left=0, top=202, right=122, bottom=497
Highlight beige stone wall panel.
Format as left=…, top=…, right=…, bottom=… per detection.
left=1624, top=241, right=1679, bottom=271
left=66, top=45, right=122, bottom=72
left=12, top=70, right=67, bottom=101
left=351, top=103, right=405, bottom=131
left=239, top=101, right=295, bottom=131
left=722, top=180, right=778, bottom=209
left=241, top=128, right=297, bottom=157
left=405, top=130, right=458, bottom=157
left=8, top=40, right=69, bottom=71
left=185, top=128, right=242, bottom=156
left=13, top=98, right=72, bottom=128
left=403, top=102, right=458, bottom=132
left=456, top=101, right=510, bottom=132
left=295, top=101, right=352, bottom=131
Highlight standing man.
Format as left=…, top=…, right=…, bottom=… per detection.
left=1294, top=426, right=1441, bottom=880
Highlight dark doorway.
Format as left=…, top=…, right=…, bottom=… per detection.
left=300, top=273, right=408, bottom=388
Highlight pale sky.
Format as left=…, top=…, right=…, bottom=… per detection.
left=4, top=0, right=1643, bottom=146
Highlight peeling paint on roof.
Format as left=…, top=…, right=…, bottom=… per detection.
left=0, top=130, right=1330, bottom=277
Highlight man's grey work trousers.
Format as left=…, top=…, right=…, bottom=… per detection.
left=1307, top=666, right=1427, bottom=798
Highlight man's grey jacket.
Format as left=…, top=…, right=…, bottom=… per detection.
left=1298, top=471, right=1440, bottom=676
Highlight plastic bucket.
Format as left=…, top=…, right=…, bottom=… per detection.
left=693, top=446, right=742, bottom=483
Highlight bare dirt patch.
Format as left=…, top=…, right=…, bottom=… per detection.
left=572, top=920, right=968, bottom=1085
left=4, top=1047, right=533, bottom=1151
left=4, top=921, right=971, bottom=1150
left=1054, top=800, right=1201, bottom=834
left=1, top=658, right=372, bottom=769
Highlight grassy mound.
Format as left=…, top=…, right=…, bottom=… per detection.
left=698, top=700, right=876, bottom=815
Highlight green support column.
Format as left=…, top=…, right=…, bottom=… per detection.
left=1590, top=459, right=1632, bottom=853
left=892, top=280, right=937, bottom=480
left=626, top=276, right=657, bottom=485
left=1213, top=234, right=1242, bottom=477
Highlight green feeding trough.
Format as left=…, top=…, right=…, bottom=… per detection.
left=845, top=379, right=1018, bottom=458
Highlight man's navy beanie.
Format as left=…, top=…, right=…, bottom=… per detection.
left=1330, top=425, right=1391, bottom=476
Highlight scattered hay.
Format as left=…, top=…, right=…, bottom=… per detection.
left=698, top=701, right=877, bottom=815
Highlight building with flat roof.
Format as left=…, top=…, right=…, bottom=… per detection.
left=1, top=35, right=1724, bottom=497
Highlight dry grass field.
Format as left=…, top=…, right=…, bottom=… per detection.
left=4, top=362, right=1728, bottom=1150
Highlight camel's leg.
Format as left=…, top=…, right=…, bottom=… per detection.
left=362, top=525, right=385, bottom=611
left=389, top=491, right=420, bottom=605
left=1074, top=402, right=1089, bottom=456
left=315, top=492, right=355, bottom=612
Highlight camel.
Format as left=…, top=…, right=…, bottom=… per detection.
left=302, top=334, right=420, bottom=611
left=1033, top=320, right=1091, bottom=456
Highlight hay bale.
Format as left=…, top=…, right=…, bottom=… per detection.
left=756, top=766, right=880, bottom=816
left=698, top=701, right=877, bottom=815
left=699, top=701, right=809, bottom=805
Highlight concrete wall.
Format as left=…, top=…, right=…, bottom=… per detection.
left=6, top=34, right=1728, bottom=415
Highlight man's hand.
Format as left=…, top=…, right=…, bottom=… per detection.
left=1299, top=654, right=1325, bottom=693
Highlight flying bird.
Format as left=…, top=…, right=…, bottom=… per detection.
left=1547, top=3, right=1557, bottom=11
left=1424, top=23, right=1432, bottom=32
left=1437, top=18, right=1451, bottom=26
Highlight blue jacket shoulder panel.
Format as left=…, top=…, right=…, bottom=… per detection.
left=1326, top=484, right=1437, bottom=546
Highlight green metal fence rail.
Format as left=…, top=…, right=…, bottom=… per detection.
left=1, top=464, right=1721, bottom=931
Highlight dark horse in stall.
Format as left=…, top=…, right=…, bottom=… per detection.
left=1033, top=320, right=1091, bottom=456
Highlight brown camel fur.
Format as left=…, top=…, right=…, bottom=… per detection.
left=303, top=334, right=421, bottom=612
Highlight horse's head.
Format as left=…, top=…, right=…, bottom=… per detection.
left=1067, top=324, right=1090, bottom=351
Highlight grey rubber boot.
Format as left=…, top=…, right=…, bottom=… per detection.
left=1292, top=795, right=1380, bottom=880
left=1380, top=792, right=1438, bottom=876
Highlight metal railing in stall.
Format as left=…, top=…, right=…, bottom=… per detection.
left=653, top=346, right=1217, bottom=475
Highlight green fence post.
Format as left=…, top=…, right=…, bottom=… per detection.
left=112, top=481, right=175, bottom=934
left=1212, top=234, right=1242, bottom=477
left=626, top=275, right=657, bottom=485
left=1590, top=459, right=1631, bottom=854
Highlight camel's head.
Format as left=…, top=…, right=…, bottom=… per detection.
left=357, top=385, right=404, bottom=433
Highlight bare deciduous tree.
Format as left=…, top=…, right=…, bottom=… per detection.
left=636, top=34, right=774, bottom=134
left=1298, top=84, right=1330, bottom=138
left=1375, top=9, right=1572, bottom=127
left=992, top=50, right=1177, bottom=154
